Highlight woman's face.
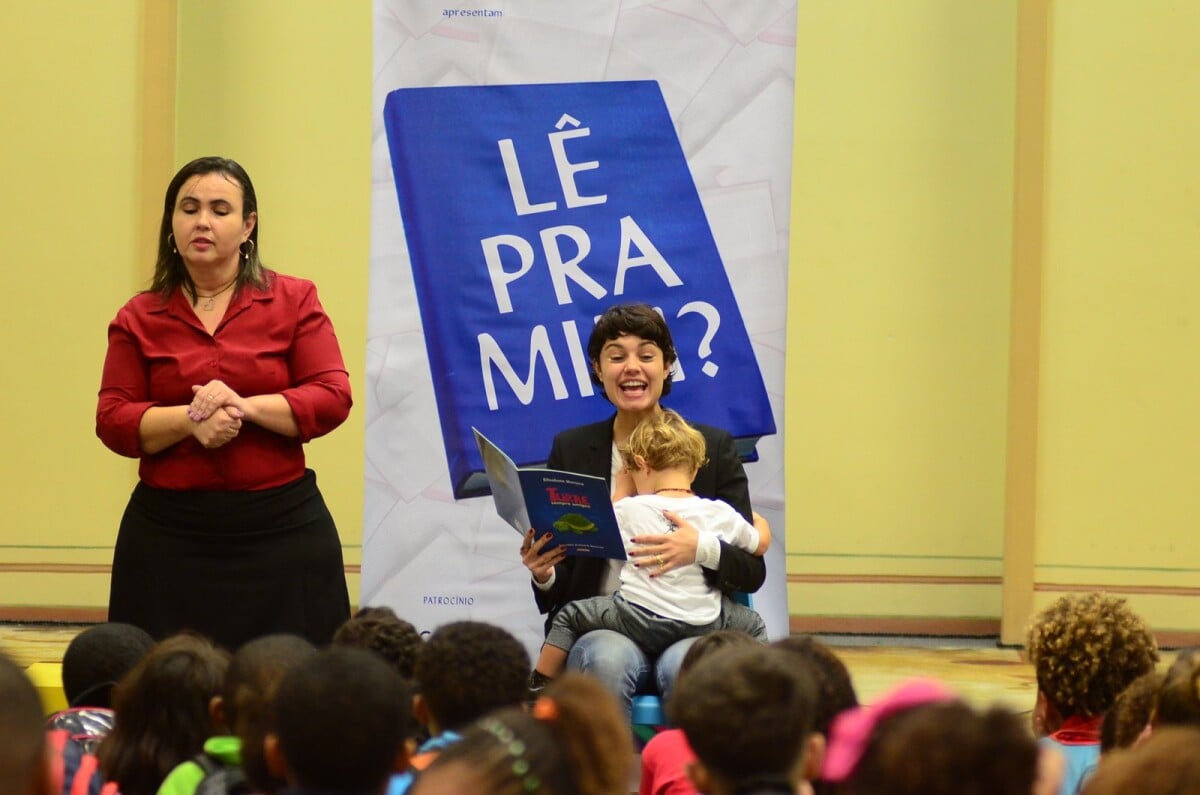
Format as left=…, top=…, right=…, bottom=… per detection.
left=593, top=334, right=670, bottom=415
left=171, top=172, right=256, bottom=274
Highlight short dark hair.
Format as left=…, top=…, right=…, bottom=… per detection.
left=671, top=645, right=816, bottom=786
left=1079, top=726, right=1200, bottom=795
left=61, top=622, right=155, bottom=708
left=586, top=303, right=678, bottom=398
left=274, top=647, right=412, bottom=793
left=151, top=156, right=267, bottom=300
left=332, top=606, right=423, bottom=680
left=772, top=635, right=860, bottom=736
left=222, top=634, right=317, bottom=792
left=415, top=621, right=530, bottom=732
left=0, top=652, right=46, bottom=794
left=1153, top=647, right=1200, bottom=730
left=1101, top=669, right=1163, bottom=752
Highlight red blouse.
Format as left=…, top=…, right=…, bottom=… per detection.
left=96, top=272, right=352, bottom=491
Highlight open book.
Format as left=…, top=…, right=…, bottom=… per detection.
left=473, top=428, right=626, bottom=560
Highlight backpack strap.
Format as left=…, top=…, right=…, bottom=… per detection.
left=71, top=753, right=100, bottom=795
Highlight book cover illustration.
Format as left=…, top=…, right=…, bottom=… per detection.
left=474, top=427, right=626, bottom=560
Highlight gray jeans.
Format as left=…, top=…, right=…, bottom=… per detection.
left=546, top=592, right=767, bottom=657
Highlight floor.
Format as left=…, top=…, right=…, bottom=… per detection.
left=0, top=623, right=1038, bottom=717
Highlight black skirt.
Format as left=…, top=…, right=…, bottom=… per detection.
left=108, top=469, right=350, bottom=651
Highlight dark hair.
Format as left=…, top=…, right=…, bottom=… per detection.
left=150, top=156, right=267, bottom=301
left=1083, top=726, right=1200, bottom=795
left=273, top=647, right=413, bottom=793
left=415, top=621, right=530, bottom=732
left=843, top=701, right=1039, bottom=795
left=61, top=622, right=155, bottom=708
left=1101, top=670, right=1164, bottom=752
left=0, top=652, right=47, bottom=794
left=221, top=634, right=317, bottom=793
left=772, top=634, right=860, bottom=737
left=332, top=605, right=423, bottom=680
left=679, top=629, right=759, bottom=676
left=586, top=303, right=678, bottom=398
left=1153, top=648, right=1200, bottom=729
left=670, top=645, right=816, bottom=788
left=98, top=633, right=230, bottom=795
left=1026, top=592, right=1159, bottom=718
left=419, top=673, right=632, bottom=795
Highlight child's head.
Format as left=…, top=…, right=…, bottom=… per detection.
left=1101, top=670, right=1163, bottom=752
left=98, top=633, right=230, bottom=795
left=218, top=634, right=316, bottom=793
left=1026, top=592, right=1158, bottom=721
left=61, top=622, right=155, bottom=708
left=0, top=652, right=52, bottom=795
left=1083, top=726, right=1200, bottom=795
left=679, top=629, right=759, bottom=676
left=619, top=409, right=707, bottom=477
left=830, top=696, right=1040, bottom=795
left=414, top=621, right=529, bottom=734
left=1151, top=647, right=1200, bottom=730
left=332, top=605, right=423, bottom=680
left=269, top=646, right=413, bottom=794
left=413, top=673, right=632, bottom=795
left=772, top=634, right=860, bottom=738
left=670, top=645, right=818, bottom=794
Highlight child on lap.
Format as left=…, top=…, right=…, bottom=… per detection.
left=531, top=409, right=769, bottom=686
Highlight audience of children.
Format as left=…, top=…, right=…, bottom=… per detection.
left=331, top=606, right=423, bottom=682
left=43, top=622, right=156, bottom=794
left=15, top=588, right=1200, bottom=795
left=157, top=633, right=316, bottom=795
left=823, top=678, right=1053, bottom=795
left=264, top=646, right=414, bottom=795
left=91, top=634, right=230, bottom=795
left=670, top=644, right=821, bottom=795
left=411, top=673, right=632, bottom=795
left=1, top=651, right=53, bottom=795
left=530, top=410, right=769, bottom=692
left=1026, top=592, right=1159, bottom=795
left=1098, top=670, right=1162, bottom=753
left=1083, top=726, right=1200, bottom=794
left=639, top=629, right=760, bottom=795
left=386, top=620, right=531, bottom=795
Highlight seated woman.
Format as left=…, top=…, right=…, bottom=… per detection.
left=520, top=303, right=765, bottom=714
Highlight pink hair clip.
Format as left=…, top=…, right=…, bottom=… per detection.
left=822, top=677, right=958, bottom=782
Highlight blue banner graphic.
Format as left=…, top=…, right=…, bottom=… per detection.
left=383, top=81, right=775, bottom=498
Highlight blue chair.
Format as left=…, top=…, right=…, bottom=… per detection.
left=630, top=592, right=754, bottom=742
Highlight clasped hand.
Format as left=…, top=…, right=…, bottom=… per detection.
left=188, top=380, right=245, bottom=449
left=628, top=510, right=699, bottom=577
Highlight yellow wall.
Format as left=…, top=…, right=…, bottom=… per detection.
left=5, top=1, right=1200, bottom=641
left=786, top=1, right=1018, bottom=632
left=0, top=3, right=148, bottom=616
left=173, top=0, right=372, bottom=602
left=1030, top=1, right=1200, bottom=637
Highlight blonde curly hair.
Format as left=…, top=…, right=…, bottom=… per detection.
left=1026, top=592, right=1159, bottom=718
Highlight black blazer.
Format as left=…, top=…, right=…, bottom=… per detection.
left=532, top=414, right=766, bottom=626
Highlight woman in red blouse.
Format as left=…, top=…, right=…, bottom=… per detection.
left=96, top=156, right=352, bottom=650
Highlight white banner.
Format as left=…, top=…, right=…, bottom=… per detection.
left=366, top=0, right=796, bottom=656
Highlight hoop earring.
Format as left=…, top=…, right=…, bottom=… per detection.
left=241, top=239, right=255, bottom=262
left=167, top=233, right=177, bottom=254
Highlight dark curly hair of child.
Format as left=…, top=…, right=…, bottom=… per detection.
left=332, top=605, right=423, bottom=680
left=1026, top=592, right=1159, bottom=719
